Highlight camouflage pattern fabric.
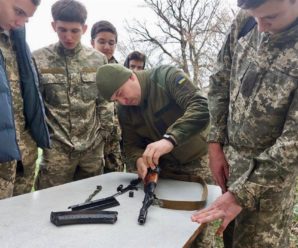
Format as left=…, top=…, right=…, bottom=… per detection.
left=35, top=141, right=104, bottom=189
left=208, top=10, right=298, bottom=247
left=13, top=134, right=38, bottom=196
left=108, top=56, right=118, bottom=64
left=103, top=102, right=124, bottom=173
left=0, top=160, right=17, bottom=199
left=103, top=56, right=124, bottom=173
left=0, top=31, right=38, bottom=198
left=33, top=42, right=114, bottom=188
left=190, top=225, right=214, bottom=248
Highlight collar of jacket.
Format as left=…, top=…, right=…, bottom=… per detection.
left=264, top=17, right=298, bottom=45
left=108, top=56, right=118, bottom=64
left=0, top=29, right=9, bottom=43
left=135, top=70, right=151, bottom=107
left=56, top=42, right=83, bottom=57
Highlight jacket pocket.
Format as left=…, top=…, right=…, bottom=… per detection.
left=40, top=73, right=68, bottom=107
left=80, top=72, right=98, bottom=102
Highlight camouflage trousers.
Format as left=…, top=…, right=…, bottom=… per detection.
left=13, top=147, right=38, bottom=196
left=0, top=160, right=17, bottom=199
left=224, top=179, right=296, bottom=248
left=0, top=145, right=37, bottom=199
left=103, top=151, right=124, bottom=173
left=35, top=142, right=105, bottom=190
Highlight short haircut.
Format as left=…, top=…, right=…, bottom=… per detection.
left=31, top=0, right=41, bottom=6
left=237, top=0, right=268, bottom=9
left=123, top=51, right=146, bottom=69
left=51, top=0, right=87, bottom=24
left=91, top=20, right=118, bottom=42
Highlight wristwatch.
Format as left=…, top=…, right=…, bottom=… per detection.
left=162, top=134, right=177, bottom=147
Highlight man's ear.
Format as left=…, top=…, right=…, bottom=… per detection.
left=91, top=39, right=95, bottom=48
left=82, top=24, right=88, bottom=34
left=51, top=21, right=57, bottom=32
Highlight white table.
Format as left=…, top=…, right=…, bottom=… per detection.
left=0, top=172, right=221, bottom=248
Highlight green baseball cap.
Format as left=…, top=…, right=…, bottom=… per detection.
left=96, top=64, right=132, bottom=101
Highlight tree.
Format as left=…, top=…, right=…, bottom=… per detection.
left=121, top=0, right=235, bottom=90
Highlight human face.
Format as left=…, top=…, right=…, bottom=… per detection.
left=0, top=0, right=37, bottom=30
left=129, top=60, right=145, bottom=72
left=91, top=31, right=117, bottom=60
left=52, top=21, right=87, bottom=50
left=111, top=74, right=141, bottom=106
left=247, top=0, right=298, bottom=34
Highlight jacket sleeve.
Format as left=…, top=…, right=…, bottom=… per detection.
left=164, top=67, right=209, bottom=145
left=103, top=103, right=124, bottom=172
left=207, top=11, right=248, bottom=144
left=229, top=88, right=298, bottom=209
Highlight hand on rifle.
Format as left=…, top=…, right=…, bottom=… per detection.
left=142, top=139, right=174, bottom=168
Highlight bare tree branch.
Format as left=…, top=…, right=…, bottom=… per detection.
left=124, top=0, right=234, bottom=89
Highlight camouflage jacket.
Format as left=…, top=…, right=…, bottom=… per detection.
left=33, top=42, right=113, bottom=152
left=208, top=11, right=298, bottom=209
left=104, top=54, right=123, bottom=172
left=119, top=65, right=209, bottom=170
left=0, top=28, right=50, bottom=163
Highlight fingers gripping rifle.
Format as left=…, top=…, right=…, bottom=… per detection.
left=138, top=167, right=160, bottom=225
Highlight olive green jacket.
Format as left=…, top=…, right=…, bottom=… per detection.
left=118, top=65, right=209, bottom=170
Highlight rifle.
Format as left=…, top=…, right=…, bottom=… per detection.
left=138, top=167, right=160, bottom=225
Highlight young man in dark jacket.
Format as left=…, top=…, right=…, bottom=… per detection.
left=0, top=0, right=50, bottom=199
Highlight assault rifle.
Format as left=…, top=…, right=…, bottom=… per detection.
left=138, top=167, right=160, bottom=225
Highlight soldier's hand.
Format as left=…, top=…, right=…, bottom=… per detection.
left=191, top=191, right=242, bottom=235
left=136, top=158, right=148, bottom=179
left=208, top=143, right=229, bottom=192
left=142, top=139, right=174, bottom=169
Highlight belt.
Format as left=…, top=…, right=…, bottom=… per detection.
left=156, top=171, right=208, bottom=248
left=156, top=172, right=208, bottom=211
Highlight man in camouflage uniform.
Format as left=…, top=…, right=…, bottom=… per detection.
left=90, top=20, right=124, bottom=173
left=33, top=0, right=113, bottom=189
left=0, top=0, right=50, bottom=199
left=191, top=0, right=298, bottom=247
left=96, top=64, right=213, bottom=248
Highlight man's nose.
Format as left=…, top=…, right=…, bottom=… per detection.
left=15, top=17, right=28, bottom=27
left=65, top=31, right=73, bottom=40
left=103, top=43, right=110, bottom=49
left=256, top=18, right=269, bottom=33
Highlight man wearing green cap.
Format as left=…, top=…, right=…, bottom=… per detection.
left=96, top=63, right=213, bottom=247
left=96, top=63, right=211, bottom=180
